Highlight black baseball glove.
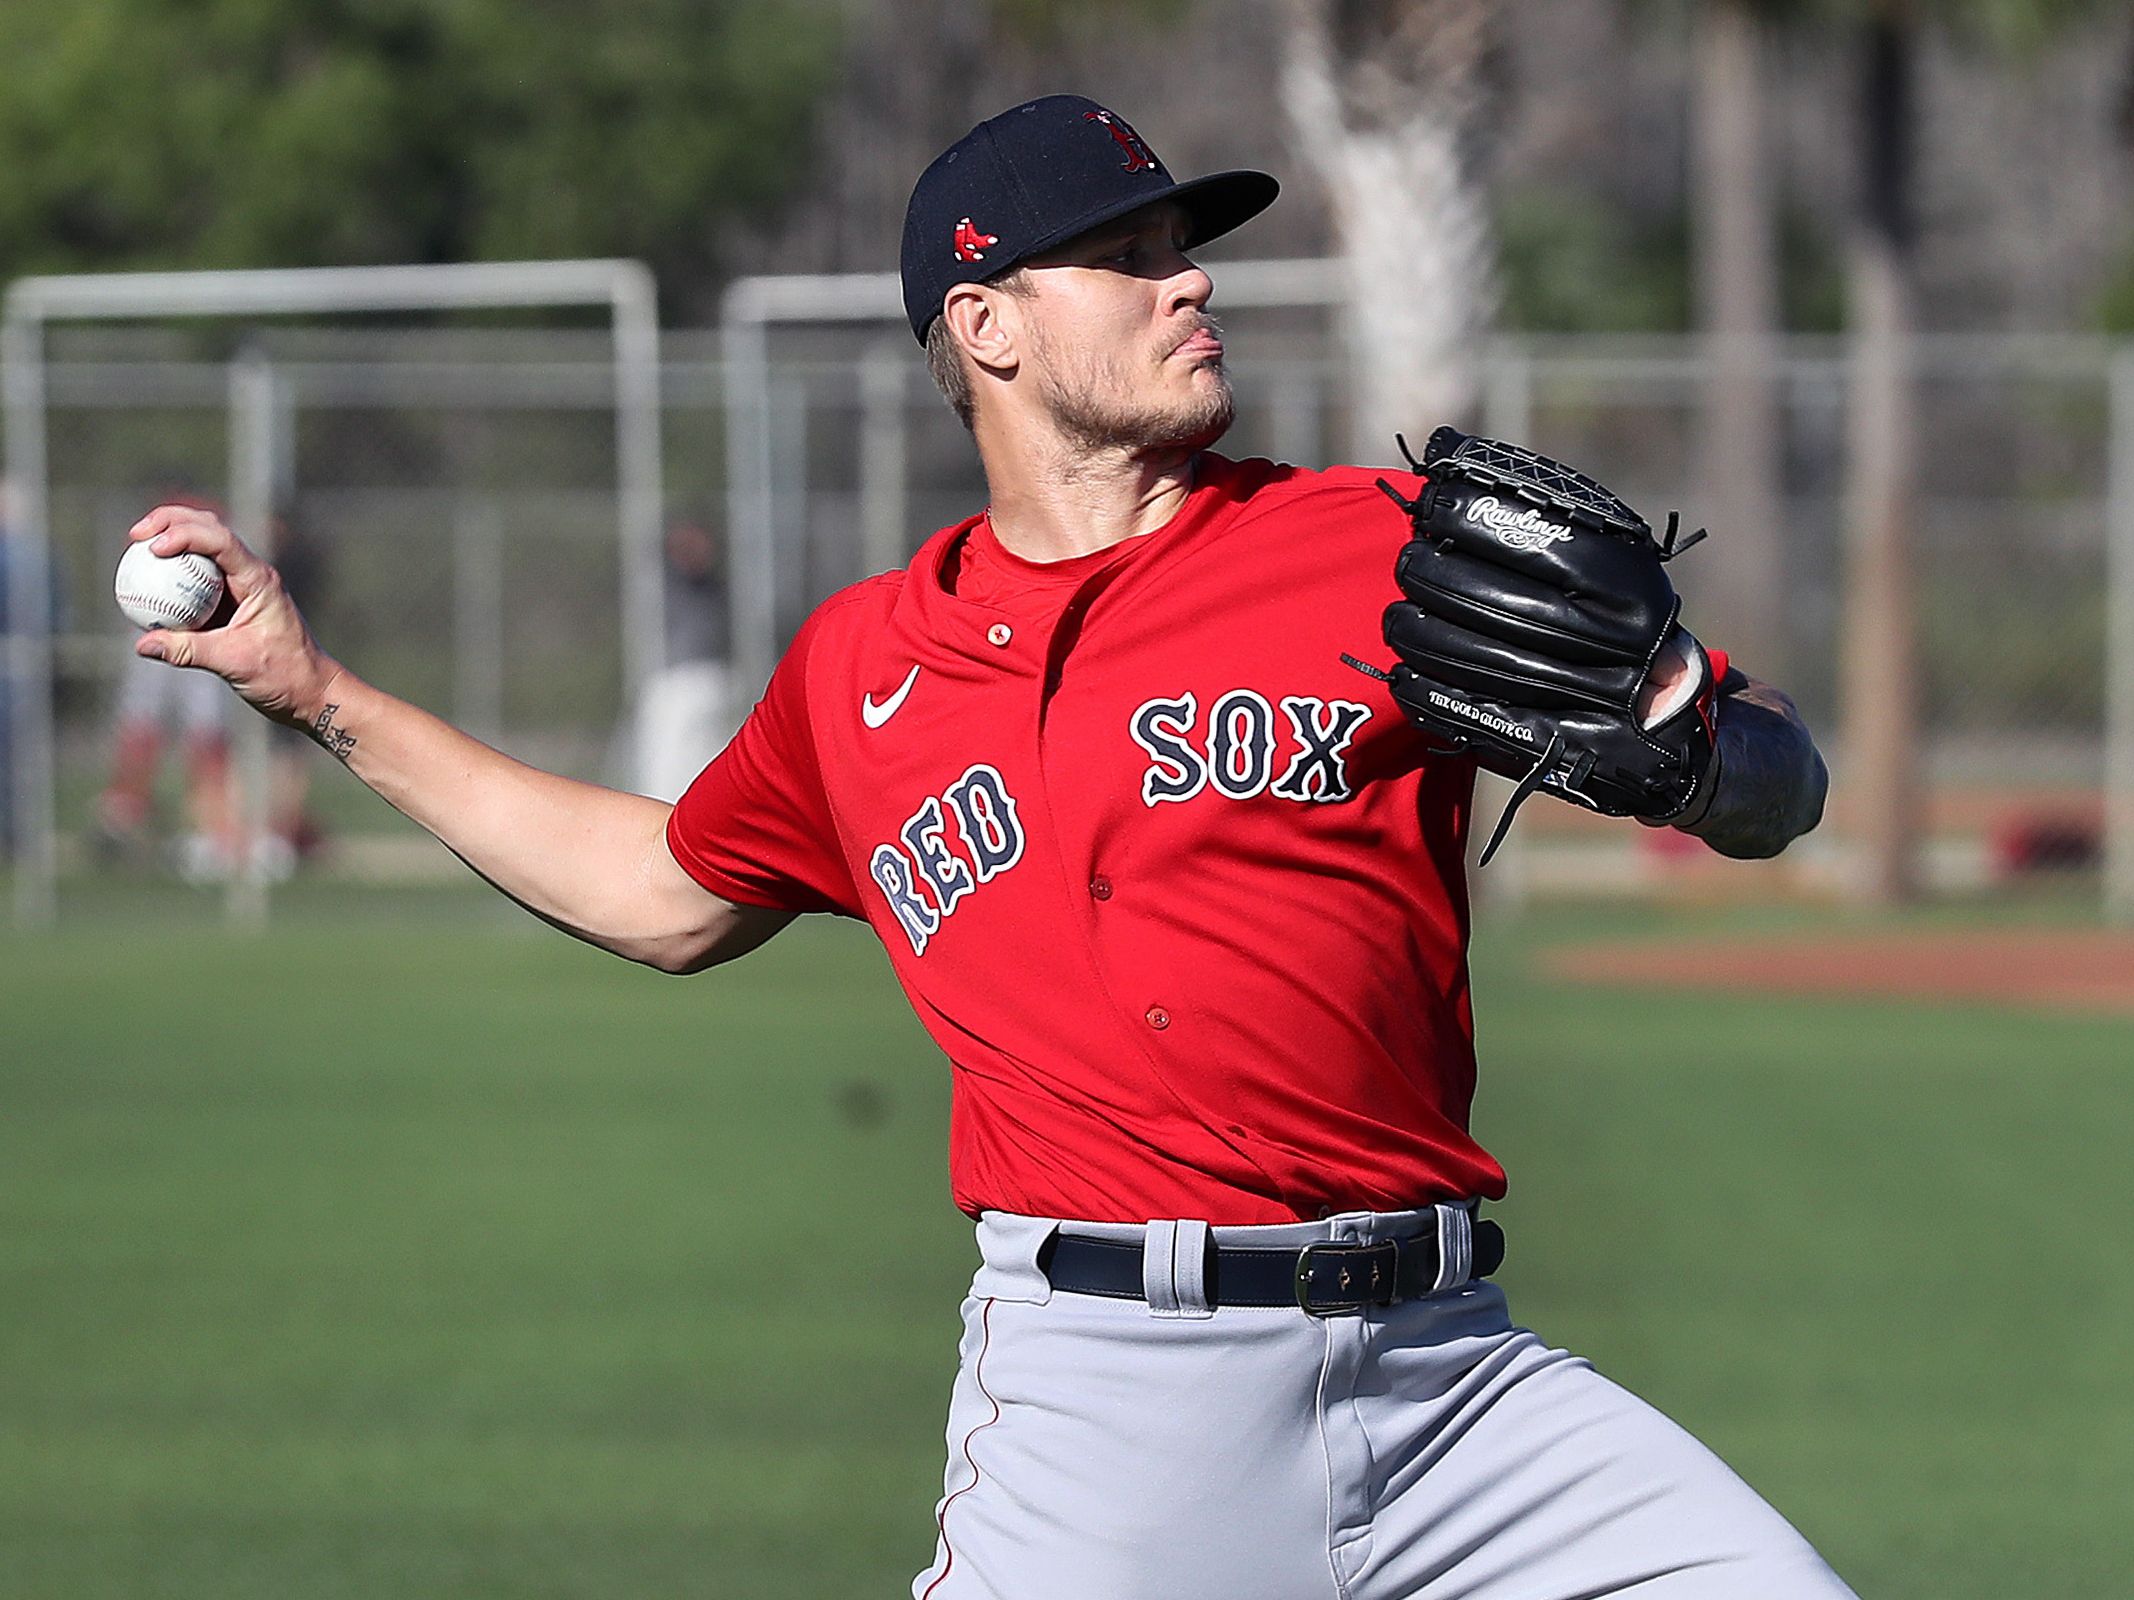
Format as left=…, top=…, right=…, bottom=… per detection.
left=1346, top=426, right=1720, bottom=865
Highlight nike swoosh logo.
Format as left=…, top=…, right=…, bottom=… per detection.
left=862, top=665, right=922, bottom=729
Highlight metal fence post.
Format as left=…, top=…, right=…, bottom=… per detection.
left=859, top=343, right=909, bottom=576
left=224, top=348, right=279, bottom=928
left=771, top=377, right=809, bottom=647
left=3, top=304, right=56, bottom=926
left=2107, top=348, right=2134, bottom=924
left=612, top=265, right=665, bottom=712
left=454, top=501, right=506, bottom=742
left=723, top=312, right=775, bottom=695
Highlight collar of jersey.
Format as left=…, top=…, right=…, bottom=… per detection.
left=926, top=450, right=1239, bottom=604
left=965, top=511, right=1149, bottom=590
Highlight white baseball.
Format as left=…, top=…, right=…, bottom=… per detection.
left=115, top=541, right=225, bottom=632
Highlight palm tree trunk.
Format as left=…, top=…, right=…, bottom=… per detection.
left=1691, top=0, right=1787, bottom=681
left=1279, top=0, right=1499, bottom=457
left=1841, top=0, right=1924, bottom=902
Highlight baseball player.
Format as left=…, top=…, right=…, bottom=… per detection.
left=127, top=96, right=1849, bottom=1599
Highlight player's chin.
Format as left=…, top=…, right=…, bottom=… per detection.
left=1167, top=378, right=1235, bottom=452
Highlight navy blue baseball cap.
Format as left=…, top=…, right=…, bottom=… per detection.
left=900, top=94, right=1279, bottom=343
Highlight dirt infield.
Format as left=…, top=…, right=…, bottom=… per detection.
left=1546, top=926, right=2134, bottom=1015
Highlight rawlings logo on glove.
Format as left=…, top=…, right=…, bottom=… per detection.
left=1465, top=497, right=1574, bottom=552
left=1344, top=426, right=1717, bottom=865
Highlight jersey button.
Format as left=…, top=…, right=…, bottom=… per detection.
left=1090, top=875, right=1113, bottom=901
left=986, top=622, right=1013, bottom=647
left=1144, top=1005, right=1170, bottom=1031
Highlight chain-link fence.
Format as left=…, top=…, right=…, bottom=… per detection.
left=722, top=313, right=2127, bottom=907
left=7, top=323, right=649, bottom=912
left=5, top=305, right=2128, bottom=920
left=1496, top=338, right=2120, bottom=902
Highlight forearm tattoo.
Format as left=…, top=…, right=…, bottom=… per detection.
left=310, top=703, right=359, bottom=762
left=1676, top=673, right=1829, bottom=859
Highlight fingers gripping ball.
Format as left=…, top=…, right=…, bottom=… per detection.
left=115, top=541, right=224, bottom=632
left=1346, top=426, right=1719, bottom=865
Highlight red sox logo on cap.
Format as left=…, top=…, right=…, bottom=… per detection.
left=901, top=94, right=1276, bottom=343
left=1083, top=109, right=1160, bottom=173
left=952, top=217, right=1000, bottom=263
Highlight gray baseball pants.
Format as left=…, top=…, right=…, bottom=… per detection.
left=912, top=1205, right=1857, bottom=1600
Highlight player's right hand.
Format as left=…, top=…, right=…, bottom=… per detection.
left=127, top=505, right=345, bottom=734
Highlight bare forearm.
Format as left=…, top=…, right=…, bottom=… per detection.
left=307, top=669, right=725, bottom=965
left=127, top=502, right=769, bottom=971
left=1672, top=674, right=1828, bottom=859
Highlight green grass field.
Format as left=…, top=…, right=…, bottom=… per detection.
left=3, top=886, right=2130, bottom=1598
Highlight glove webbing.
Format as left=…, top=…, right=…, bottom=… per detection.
left=1392, top=430, right=1710, bottom=561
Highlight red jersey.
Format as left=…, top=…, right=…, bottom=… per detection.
left=669, top=452, right=1506, bottom=1224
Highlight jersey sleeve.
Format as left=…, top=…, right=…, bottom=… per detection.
left=665, top=609, right=862, bottom=917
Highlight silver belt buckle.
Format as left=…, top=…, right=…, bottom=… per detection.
left=1294, top=1239, right=1400, bottom=1316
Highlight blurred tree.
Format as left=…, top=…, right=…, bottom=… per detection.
left=764, top=0, right=1200, bottom=279
left=1839, top=0, right=1927, bottom=903
left=2093, top=16, right=2134, bottom=330
left=1279, top=0, right=1501, bottom=453
left=1666, top=0, right=2117, bottom=899
left=1495, top=191, right=1689, bottom=334
left=0, top=0, right=838, bottom=319
left=1825, top=0, right=2115, bottom=900
left=2101, top=251, right=2134, bottom=333
left=1689, top=1, right=1788, bottom=680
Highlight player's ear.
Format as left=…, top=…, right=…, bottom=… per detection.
left=944, top=283, right=1018, bottom=379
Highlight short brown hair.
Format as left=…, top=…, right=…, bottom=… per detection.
left=925, top=315, right=976, bottom=430
left=923, top=271, right=1031, bottom=432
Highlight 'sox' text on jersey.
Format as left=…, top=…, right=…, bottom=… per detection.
left=1129, top=690, right=1373, bottom=808
left=869, top=763, right=1027, bottom=954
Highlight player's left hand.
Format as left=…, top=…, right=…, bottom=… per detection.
left=1350, top=426, right=1721, bottom=865
left=1635, top=628, right=1709, bottom=730
left=126, top=505, right=346, bottom=733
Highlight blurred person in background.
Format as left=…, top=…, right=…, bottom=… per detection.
left=631, top=511, right=738, bottom=802
left=91, top=479, right=238, bottom=880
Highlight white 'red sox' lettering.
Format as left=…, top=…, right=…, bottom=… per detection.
left=870, top=762, right=1027, bottom=955
left=1130, top=690, right=1373, bottom=808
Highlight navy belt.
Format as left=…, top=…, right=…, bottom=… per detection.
left=1040, top=1218, right=1505, bottom=1317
